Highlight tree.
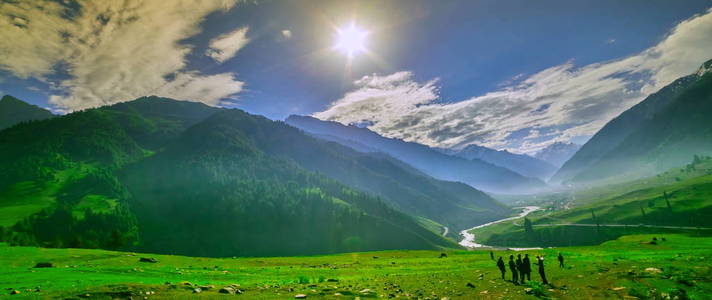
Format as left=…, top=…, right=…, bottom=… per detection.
left=106, top=230, right=124, bottom=250
left=524, top=217, right=534, bottom=235
left=591, top=209, right=600, bottom=233
left=664, top=191, right=673, bottom=212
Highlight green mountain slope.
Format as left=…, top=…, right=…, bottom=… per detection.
left=552, top=59, right=712, bottom=185
left=0, top=95, right=54, bottom=131
left=0, top=96, right=467, bottom=256
left=472, top=156, right=712, bottom=248
left=123, top=109, right=458, bottom=256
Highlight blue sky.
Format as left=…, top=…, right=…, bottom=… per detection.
left=1, top=0, right=712, bottom=153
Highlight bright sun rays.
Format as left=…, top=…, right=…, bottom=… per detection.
left=334, top=22, right=368, bottom=59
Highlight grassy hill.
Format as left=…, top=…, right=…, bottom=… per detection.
left=474, top=157, right=712, bottom=248
left=1, top=234, right=710, bottom=299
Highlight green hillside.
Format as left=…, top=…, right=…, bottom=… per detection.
left=474, top=157, right=712, bottom=248
left=0, top=96, right=502, bottom=256
left=1, top=234, right=710, bottom=299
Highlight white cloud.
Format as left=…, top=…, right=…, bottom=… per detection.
left=206, top=27, right=249, bottom=63
left=281, top=29, right=292, bottom=39
left=0, top=0, right=245, bottom=111
left=315, top=8, right=712, bottom=154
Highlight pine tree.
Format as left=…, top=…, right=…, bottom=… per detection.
left=524, top=217, right=534, bottom=235
left=664, top=191, right=672, bottom=212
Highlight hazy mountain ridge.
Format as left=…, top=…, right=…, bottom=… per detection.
left=552, top=59, right=712, bottom=185
left=534, top=142, right=581, bottom=168
left=441, top=144, right=557, bottom=180
left=0, top=95, right=54, bottom=131
left=286, top=115, right=547, bottom=194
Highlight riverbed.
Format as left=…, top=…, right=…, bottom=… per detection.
left=459, top=206, right=541, bottom=248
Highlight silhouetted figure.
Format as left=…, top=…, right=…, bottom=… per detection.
left=490, top=251, right=495, bottom=260
left=557, top=253, right=564, bottom=268
left=496, top=257, right=506, bottom=279
left=508, top=255, right=519, bottom=284
left=536, top=256, right=549, bottom=284
left=522, top=254, right=532, bottom=281
left=516, top=254, right=525, bottom=284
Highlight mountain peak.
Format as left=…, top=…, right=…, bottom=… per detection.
left=1, top=94, right=27, bottom=105
left=696, top=59, right=712, bottom=76
left=0, top=95, right=54, bottom=130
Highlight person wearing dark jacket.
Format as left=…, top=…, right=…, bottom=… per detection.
left=535, top=255, right=549, bottom=284
left=522, top=254, right=532, bottom=281
left=558, top=253, right=565, bottom=268
left=490, top=251, right=495, bottom=260
left=496, top=257, right=506, bottom=279
left=516, top=254, right=525, bottom=284
left=508, top=255, right=519, bottom=284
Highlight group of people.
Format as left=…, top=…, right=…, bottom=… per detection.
left=491, top=251, right=565, bottom=285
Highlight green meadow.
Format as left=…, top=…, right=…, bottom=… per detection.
left=2, top=234, right=711, bottom=299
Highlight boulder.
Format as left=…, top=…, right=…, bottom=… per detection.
left=33, top=262, right=53, bottom=268
left=219, top=287, right=241, bottom=294
left=294, top=294, right=307, bottom=299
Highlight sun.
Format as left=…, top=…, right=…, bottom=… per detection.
left=334, top=23, right=368, bottom=58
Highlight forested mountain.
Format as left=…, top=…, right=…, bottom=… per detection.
left=285, top=115, right=546, bottom=194
left=0, top=95, right=54, bottom=130
left=0, top=96, right=499, bottom=257
left=534, top=142, right=581, bottom=168
left=551, top=59, right=712, bottom=185
left=441, top=144, right=557, bottom=180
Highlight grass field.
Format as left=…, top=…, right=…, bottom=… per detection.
left=1, top=234, right=711, bottom=299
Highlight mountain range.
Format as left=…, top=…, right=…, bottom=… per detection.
left=0, top=96, right=512, bottom=257
left=552, top=59, right=712, bottom=185
left=285, top=115, right=546, bottom=194
left=533, top=142, right=581, bottom=168
left=440, top=144, right=557, bottom=180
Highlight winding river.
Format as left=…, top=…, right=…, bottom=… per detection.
left=459, top=206, right=541, bottom=248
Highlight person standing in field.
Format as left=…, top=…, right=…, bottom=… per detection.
left=508, top=255, right=519, bottom=284
left=496, top=257, right=506, bottom=279
left=490, top=251, right=494, bottom=260
left=558, top=253, right=565, bottom=268
left=535, top=255, right=549, bottom=284
left=522, top=254, right=532, bottom=281
left=516, top=254, right=525, bottom=284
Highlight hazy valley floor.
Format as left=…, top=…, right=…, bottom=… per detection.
left=2, top=234, right=711, bottom=299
